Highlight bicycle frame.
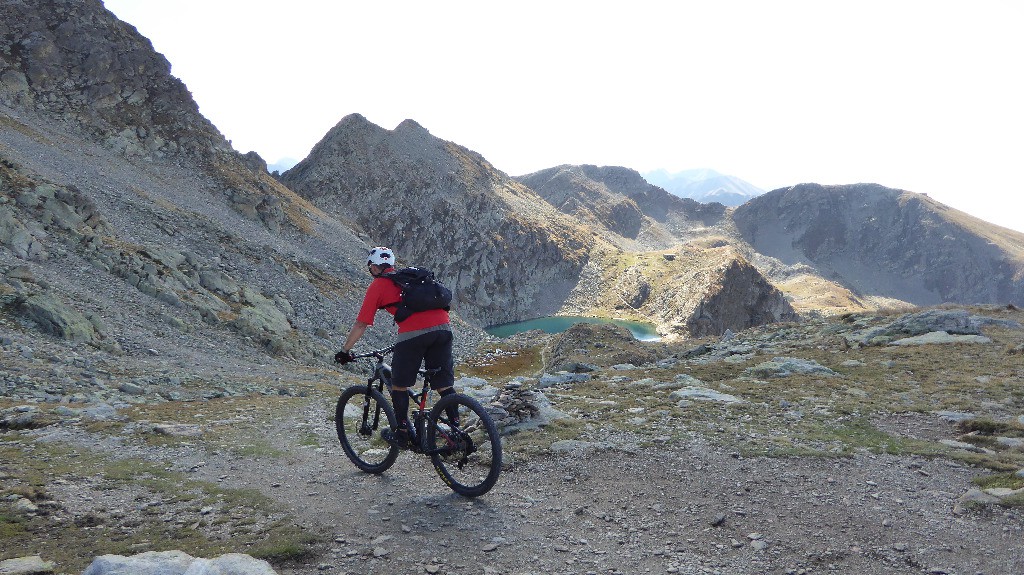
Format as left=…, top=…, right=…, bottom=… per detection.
left=356, top=346, right=444, bottom=452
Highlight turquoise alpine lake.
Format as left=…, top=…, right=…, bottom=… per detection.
left=485, top=316, right=661, bottom=341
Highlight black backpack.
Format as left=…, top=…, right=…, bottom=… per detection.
left=381, top=267, right=453, bottom=324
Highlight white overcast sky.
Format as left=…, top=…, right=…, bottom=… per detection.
left=102, top=0, right=1024, bottom=233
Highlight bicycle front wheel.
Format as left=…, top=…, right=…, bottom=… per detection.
left=427, top=393, right=502, bottom=497
left=335, top=385, right=399, bottom=474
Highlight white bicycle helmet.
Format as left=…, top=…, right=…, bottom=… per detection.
left=367, top=246, right=395, bottom=267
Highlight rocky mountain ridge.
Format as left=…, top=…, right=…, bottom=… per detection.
left=734, top=183, right=1024, bottom=307
left=1, top=0, right=1022, bottom=369
left=279, top=115, right=596, bottom=327
left=0, top=0, right=226, bottom=161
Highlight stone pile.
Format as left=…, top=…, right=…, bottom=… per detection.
left=485, top=382, right=566, bottom=432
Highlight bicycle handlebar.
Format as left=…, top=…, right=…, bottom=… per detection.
left=349, top=345, right=395, bottom=361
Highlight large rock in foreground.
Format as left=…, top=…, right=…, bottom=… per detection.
left=81, top=551, right=277, bottom=575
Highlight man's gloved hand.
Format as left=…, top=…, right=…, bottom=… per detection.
left=334, top=349, right=355, bottom=364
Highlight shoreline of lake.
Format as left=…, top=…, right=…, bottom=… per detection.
left=485, top=315, right=661, bottom=341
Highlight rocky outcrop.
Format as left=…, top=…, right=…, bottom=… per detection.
left=686, top=258, right=799, bottom=337
left=846, top=307, right=1020, bottom=347
left=544, top=323, right=661, bottom=370
left=560, top=244, right=796, bottom=338
left=0, top=0, right=227, bottom=160
left=1, top=263, right=120, bottom=350
left=0, top=555, right=54, bottom=575
left=733, top=183, right=1024, bottom=307
left=0, top=173, right=112, bottom=262
left=281, top=115, right=596, bottom=326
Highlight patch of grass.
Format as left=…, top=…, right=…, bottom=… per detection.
left=5, top=485, right=48, bottom=502
left=828, top=418, right=908, bottom=453
left=207, top=485, right=276, bottom=510
left=249, top=522, right=320, bottom=562
left=945, top=451, right=1023, bottom=473
left=973, top=472, right=1024, bottom=491
left=106, top=395, right=308, bottom=459
left=229, top=441, right=286, bottom=459
left=959, top=418, right=1024, bottom=437
left=502, top=418, right=586, bottom=458
left=81, top=420, right=126, bottom=434
left=969, top=471, right=1024, bottom=508
left=0, top=513, right=28, bottom=538
left=461, top=344, right=544, bottom=380
left=999, top=492, right=1024, bottom=508
left=99, top=457, right=177, bottom=483
left=0, top=440, right=324, bottom=570
left=736, top=415, right=944, bottom=459
left=122, top=396, right=291, bottom=426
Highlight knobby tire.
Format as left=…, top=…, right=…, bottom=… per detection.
left=335, top=385, right=399, bottom=474
left=426, top=393, right=502, bottom=497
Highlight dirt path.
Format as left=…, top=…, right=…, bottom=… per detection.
left=181, top=397, right=1023, bottom=575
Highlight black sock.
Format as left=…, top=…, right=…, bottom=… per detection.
left=439, top=387, right=459, bottom=425
left=391, top=390, right=410, bottom=430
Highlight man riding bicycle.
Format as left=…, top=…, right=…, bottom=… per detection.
left=334, top=246, right=456, bottom=449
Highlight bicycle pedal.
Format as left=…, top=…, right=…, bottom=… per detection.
left=381, top=428, right=414, bottom=450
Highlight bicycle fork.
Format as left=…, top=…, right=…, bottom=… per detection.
left=360, top=390, right=382, bottom=436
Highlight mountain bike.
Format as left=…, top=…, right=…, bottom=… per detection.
left=334, top=345, right=502, bottom=497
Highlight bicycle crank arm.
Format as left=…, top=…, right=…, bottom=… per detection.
left=422, top=447, right=457, bottom=456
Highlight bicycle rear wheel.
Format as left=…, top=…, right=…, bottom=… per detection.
left=426, top=394, right=502, bottom=497
left=335, top=385, right=399, bottom=474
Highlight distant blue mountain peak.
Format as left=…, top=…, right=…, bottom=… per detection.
left=642, top=168, right=764, bottom=207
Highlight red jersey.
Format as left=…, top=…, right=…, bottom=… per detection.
left=356, top=276, right=450, bottom=333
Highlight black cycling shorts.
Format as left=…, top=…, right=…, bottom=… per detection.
left=391, top=328, right=454, bottom=391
